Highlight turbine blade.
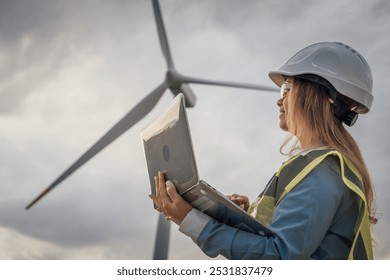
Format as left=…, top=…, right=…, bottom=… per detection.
left=179, top=84, right=196, bottom=108
left=153, top=214, right=171, bottom=260
left=152, top=0, right=174, bottom=69
left=26, top=81, right=168, bottom=210
left=181, top=75, right=279, bottom=92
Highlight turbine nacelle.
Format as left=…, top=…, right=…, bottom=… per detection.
left=166, top=69, right=196, bottom=108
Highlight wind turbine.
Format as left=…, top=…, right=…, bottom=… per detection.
left=25, top=0, right=277, bottom=259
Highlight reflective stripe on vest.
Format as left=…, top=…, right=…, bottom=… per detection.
left=247, top=149, right=373, bottom=260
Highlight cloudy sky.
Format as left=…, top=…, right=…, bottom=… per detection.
left=0, top=0, right=389, bottom=260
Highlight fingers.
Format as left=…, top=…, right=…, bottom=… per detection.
left=151, top=175, right=162, bottom=211
left=228, top=194, right=249, bottom=211
left=148, top=194, right=161, bottom=212
left=166, top=181, right=180, bottom=201
left=229, top=194, right=242, bottom=203
left=154, top=174, right=159, bottom=193
left=150, top=172, right=167, bottom=213
left=151, top=171, right=173, bottom=214
left=149, top=172, right=193, bottom=225
left=158, top=172, right=172, bottom=206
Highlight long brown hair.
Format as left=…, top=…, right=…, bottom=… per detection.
left=281, top=77, right=377, bottom=224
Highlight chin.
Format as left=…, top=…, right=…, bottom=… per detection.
left=279, top=122, right=288, bottom=131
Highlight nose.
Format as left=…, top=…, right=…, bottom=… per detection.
left=276, top=97, right=283, bottom=107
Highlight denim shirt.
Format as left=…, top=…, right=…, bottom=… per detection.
left=179, top=159, right=358, bottom=259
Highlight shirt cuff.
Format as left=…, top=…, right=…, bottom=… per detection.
left=179, top=208, right=213, bottom=242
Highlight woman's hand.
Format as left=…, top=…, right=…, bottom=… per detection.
left=149, top=171, right=193, bottom=225
left=227, top=194, right=249, bottom=211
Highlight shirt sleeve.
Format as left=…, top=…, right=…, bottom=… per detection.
left=179, top=162, right=347, bottom=259
left=179, top=208, right=213, bottom=242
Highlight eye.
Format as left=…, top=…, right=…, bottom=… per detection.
left=280, top=82, right=291, bottom=99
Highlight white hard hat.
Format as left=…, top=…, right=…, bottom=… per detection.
left=269, top=42, right=373, bottom=114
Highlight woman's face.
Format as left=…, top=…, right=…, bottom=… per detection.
left=277, top=77, right=293, bottom=132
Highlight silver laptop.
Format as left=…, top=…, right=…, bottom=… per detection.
left=141, top=93, right=274, bottom=236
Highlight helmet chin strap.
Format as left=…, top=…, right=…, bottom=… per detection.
left=295, top=74, right=358, bottom=127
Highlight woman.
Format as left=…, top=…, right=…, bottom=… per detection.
left=149, top=42, right=377, bottom=259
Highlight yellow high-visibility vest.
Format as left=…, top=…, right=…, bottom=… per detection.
left=247, top=149, right=373, bottom=260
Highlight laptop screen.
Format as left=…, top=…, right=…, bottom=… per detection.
left=141, top=93, right=199, bottom=195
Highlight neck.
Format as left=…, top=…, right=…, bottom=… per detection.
left=294, top=136, right=327, bottom=155
left=296, top=132, right=324, bottom=150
